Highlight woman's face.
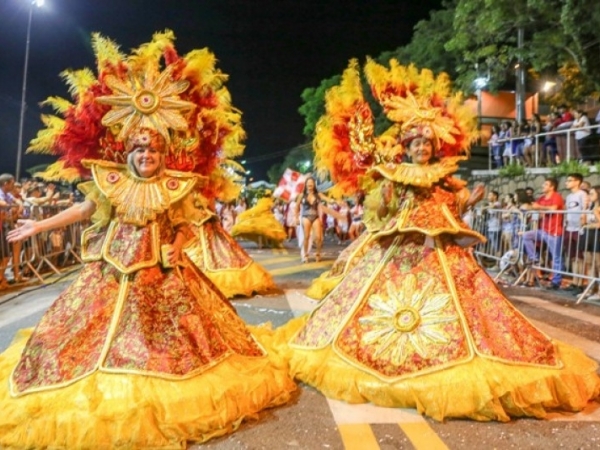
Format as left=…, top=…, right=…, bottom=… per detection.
left=132, top=146, right=161, bottom=178
left=590, top=189, right=598, bottom=203
left=306, top=178, right=315, bottom=192
left=407, top=138, right=433, bottom=165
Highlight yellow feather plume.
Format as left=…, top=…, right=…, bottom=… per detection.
left=27, top=115, right=64, bottom=154
left=33, top=161, right=83, bottom=183
left=59, top=68, right=96, bottom=99
left=91, top=33, right=125, bottom=70
left=129, top=29, right=175, bottom=73
left=40, top=97, right=72, bottom=115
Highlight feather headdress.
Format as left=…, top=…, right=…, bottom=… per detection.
left=28, top=30, right=245, bottom=203
left=313, top=58, right=477, bottom=197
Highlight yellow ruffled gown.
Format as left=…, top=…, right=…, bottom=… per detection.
left=183, top=207, right=277, bottom=298
left=0, top=161, right=295, bottom=449
left=231, top=197, right=286, bottom=247
left=272, top=159, right=600, bottom=422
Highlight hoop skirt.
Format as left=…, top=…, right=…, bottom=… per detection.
left=272, top=169, right=600, bottom=421
left=184, top=210, right=277, bottom=298
left=0, top=163, right=295, bottom=449
left=231, top=198, right=286, bottom=247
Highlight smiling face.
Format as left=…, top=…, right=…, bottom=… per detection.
left=131, top=146, right=162, bottom=178
left=406, top=137, right=433, bottom=165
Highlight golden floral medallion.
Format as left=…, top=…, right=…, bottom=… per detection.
left=359, top=274, right=457, bottom=365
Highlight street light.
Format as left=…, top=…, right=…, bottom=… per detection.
left=16, top=0, right=45, bottom=181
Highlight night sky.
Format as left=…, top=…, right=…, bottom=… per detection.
left=0, top=0, right=442, bottom=181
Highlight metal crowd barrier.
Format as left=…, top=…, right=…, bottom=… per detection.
left=471, top=207, right=600, bottom=304
left=0, top=205, right=84, bottom=287
left=491, top=123, right=600, bottom=169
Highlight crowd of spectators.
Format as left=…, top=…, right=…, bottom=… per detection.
left=473, top=174, right=600, bottom=300
left=0, top=174, right=80, bottom=289
left=489, top=106, right=600, bottom=168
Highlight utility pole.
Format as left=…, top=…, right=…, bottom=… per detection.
left=515, top=26, right=527, bottom=123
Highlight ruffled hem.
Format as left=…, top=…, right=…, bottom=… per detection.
left=205, top=262, right=277, bottom=298
left=265, top=317, right=600, bottom=422
left=305, top=272, right=342, bottom=300
left=231, top=217, right=287, bottom=245
left=231, top=232, right=285, bottom=247
left=0, top=329, right=296, bottom=449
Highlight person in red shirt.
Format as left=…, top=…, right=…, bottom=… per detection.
left=522, top=177, right=565, bottom=289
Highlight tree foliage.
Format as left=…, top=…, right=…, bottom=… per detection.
left=377, top=1, right=460, bottom=80
left=447, top=0, right=600, bottom=96
left=266, top=144, right=314, bottom=184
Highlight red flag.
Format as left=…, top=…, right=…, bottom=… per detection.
left=273, top=168, right=307, bottom=202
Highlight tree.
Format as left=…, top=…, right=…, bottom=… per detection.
left=266, top=144, right=314, bottom=184
left=547, top=62, right=599, bottom=106
left=377, top=1, right=460, bottom=80
left=447, top=0, right=600, bottom=97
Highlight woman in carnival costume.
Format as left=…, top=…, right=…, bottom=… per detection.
left=272, top=60, right=600, bottom=421
left=0, top=32, right=294, bottom=449
left=230, top=192, right=287, bottom=248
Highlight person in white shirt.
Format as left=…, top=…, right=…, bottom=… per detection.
left=485, top=190, right=502, bottom=257
left=563, top=173, right=588, bottom=293
left=571, top=110, right=593, bottom=162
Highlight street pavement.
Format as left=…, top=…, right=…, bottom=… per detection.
left=0, top=238, right=599, bottom=450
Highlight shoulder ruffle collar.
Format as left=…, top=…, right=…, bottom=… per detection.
left=368, top=157, right=466, bottom=188
left=83, top=159, right=199, bottom=226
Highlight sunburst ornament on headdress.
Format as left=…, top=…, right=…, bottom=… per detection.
left=381, top=91, right=459, bottom=147
left=97, top=65, right=195, bottom=143
left=364, top=58, right=478, bottom=159
left=27, top=30, right=247, bottom=200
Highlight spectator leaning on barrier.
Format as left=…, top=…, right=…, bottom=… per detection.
left=489, top=124, right=502, bottom=168
left=523, top=114, right=542, bottom=167
left=23, top=183, right=56, bottom=218
left=512, top=119, right=528, bottom=165
left=522, top=177, right=565, bottom=290
left=501, top=121, right=513, bottom=166
left=484, top=190, right=502, bottom=259
left=580, top=185, right=600, bottom=300
left=0, top=174, right=26, bottom=286
left=572, top=110, right=594, bottom=163
left=500, top=193, right=520, bottom=254
left=562, top=173, right=588, bottom=294
left=0, top=175, right=14, bottom=289
left=555, top=105, right=576, bottom=162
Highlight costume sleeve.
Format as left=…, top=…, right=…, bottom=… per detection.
left=77, top=180, right=111, bottom=226
left=363, top=178, right=399, bottom=232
